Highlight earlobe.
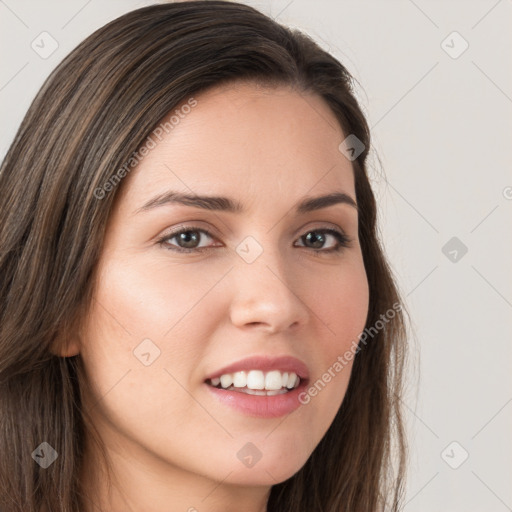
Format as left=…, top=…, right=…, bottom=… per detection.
left=49, top=337, right=81, bottom=358
left=50, top=316, right=85, bottom=357
left=60, top=341, right=81, bottom=357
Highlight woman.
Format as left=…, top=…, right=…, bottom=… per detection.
left=0, top=2, right=409, bottom=511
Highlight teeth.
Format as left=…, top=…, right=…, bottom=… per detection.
left=209, top=370, right=300, bottom=391
left=233, top=371, right=247, bottom=388
left=219, top=374, right=233, bottom=388
left=265, top=370, right=283, bottom=390
left=237, top=387, right=289, bottom=396
left=247, top=370, right=264, bottom=389
left=286, top=373, right=298, bottom=389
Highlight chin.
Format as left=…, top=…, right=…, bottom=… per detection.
left=216, top=433, right=311, bottom=486
left=225, top=464, right=303, bottom=487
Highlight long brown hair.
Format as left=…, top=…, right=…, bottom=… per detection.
left=0, top=2, right=409, bottom=510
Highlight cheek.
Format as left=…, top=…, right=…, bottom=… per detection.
left=79, top=254, right=230, bottom=415
left=79, top=257, right=218, bottom=453
left=297, top=255, right=369, bottom=428
left=309, top=255, right=369, bottom=352
left=87, top=254, right=228, bottom=358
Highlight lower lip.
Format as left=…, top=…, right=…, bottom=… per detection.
left=204, top=380, right=308, bottom=418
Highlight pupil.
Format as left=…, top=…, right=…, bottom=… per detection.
left=179, top=231, right=199, bottom=248
left=305, top=232, right=324, bottom=249
left=176, top=231, right=326, bottom=250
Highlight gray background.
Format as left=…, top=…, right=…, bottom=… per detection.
left=1, top=1, right=511, bottom=510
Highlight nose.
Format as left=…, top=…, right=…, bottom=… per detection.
left=228, top=245, right=310, bottom=334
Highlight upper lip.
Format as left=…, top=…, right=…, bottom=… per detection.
left=205, top=355, right=310, bottom=382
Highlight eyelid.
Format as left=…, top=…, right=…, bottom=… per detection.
left=156, top=220, right=220, bottom=241
left=292, top=220, right=347, bottom=238
left=156, top=222, right=352, bottom=253
left=157, top=225, right=220, bottom=251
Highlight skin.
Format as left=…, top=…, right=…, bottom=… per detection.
left=67, top=81, right=369, bottom=512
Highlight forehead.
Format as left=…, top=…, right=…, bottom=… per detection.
left=118, top=81, right=355, bottom=214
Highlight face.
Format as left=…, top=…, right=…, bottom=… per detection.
left=76, top=82, right=369, bottom=493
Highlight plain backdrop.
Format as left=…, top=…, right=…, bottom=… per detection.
left=1, top=1, right=511, bottom=511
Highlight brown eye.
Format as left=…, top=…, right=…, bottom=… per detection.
left=158, top=227, right=218, bottom=253
left=157, top=226, right=350, bottom=254
left=173, top=230, right=201, bottom=249
left=295, top=229, right=351, bottom=253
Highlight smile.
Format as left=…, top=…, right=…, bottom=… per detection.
left=207, top=369, right=300, bottom=396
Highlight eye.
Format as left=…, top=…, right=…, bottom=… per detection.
left=157, top=226, right=351, bottom=254
left=157, top=226, right=218, bottom=253
left=294, top=228, right=351, bottom=254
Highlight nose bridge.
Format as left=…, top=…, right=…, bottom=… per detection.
left=229, top=232, right=309, bottom=332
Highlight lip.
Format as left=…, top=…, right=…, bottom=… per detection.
left=203, top=355, right=310, bottom=419
left=204, top=355, right=310, bottom=381
left=204, top=377, right=309, bottom=418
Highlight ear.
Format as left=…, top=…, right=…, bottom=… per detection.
left=49, top=318, right=83, bottom=357
left=56, top=339, right=81, bottom=357
left=49, top=336, right=81, bottom=357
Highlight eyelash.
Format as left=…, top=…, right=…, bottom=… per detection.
left=156, top=225, right=352, bottom=255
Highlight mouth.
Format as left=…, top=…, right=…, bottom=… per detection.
left=203, top=355, right=310, bottom=417
left=205, top=369, right=305, bottom=396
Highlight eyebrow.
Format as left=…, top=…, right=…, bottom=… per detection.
left=134, top=190, right=358, bottom=215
